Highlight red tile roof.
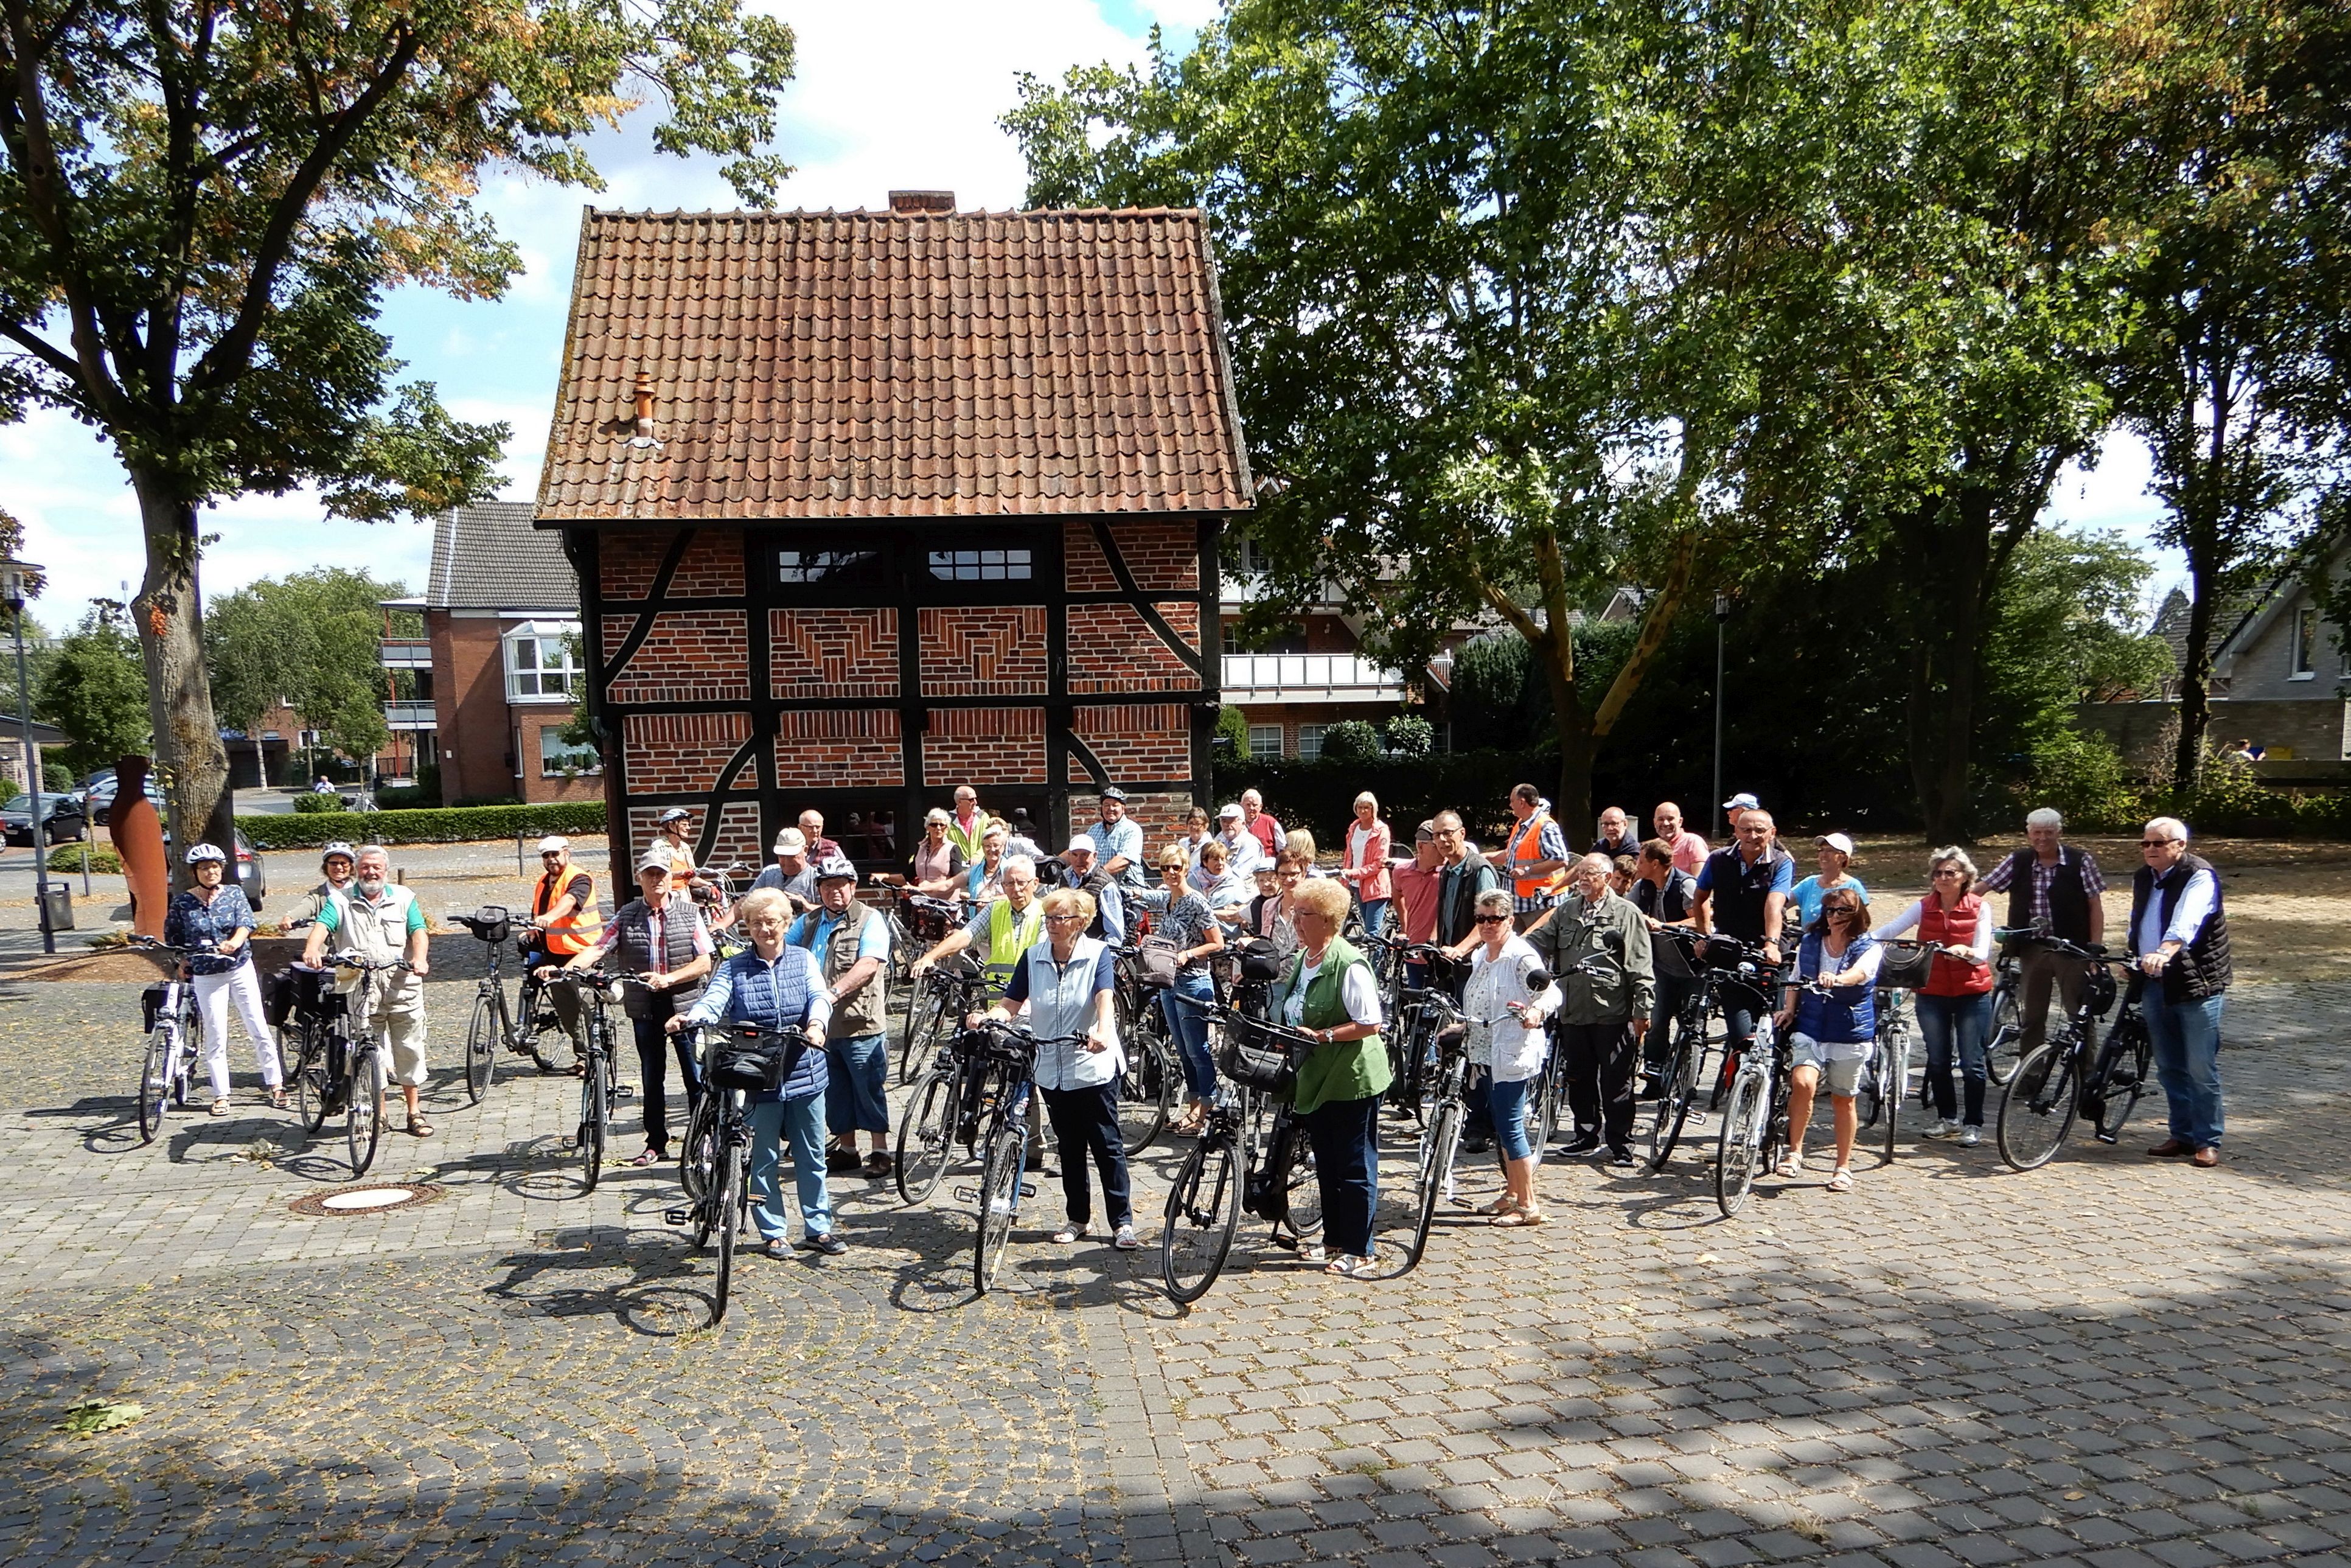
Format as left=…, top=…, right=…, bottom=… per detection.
left=536, top=207, right=1255, bottom=523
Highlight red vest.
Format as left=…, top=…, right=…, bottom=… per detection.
left=1918, top=894, right=1993, bottom=996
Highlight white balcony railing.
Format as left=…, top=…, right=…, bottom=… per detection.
left=385, top=701, right=437, bottom=731
left=1220, top=653, right=1409, bottom=705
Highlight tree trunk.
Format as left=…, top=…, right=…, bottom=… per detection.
left=128, top=472, right=234, bottom=891
left=2170, top=565, right=2218, bottom=793
left=1902, top=492, right=1994, bottom=845
left=254, top=732, right=270, bottom=790
left=1536, top=628, right=1597, bottom=831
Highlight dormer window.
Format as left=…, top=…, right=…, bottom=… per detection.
left=505, top=620, right=584, bottom=701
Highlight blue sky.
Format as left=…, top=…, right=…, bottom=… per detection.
left=2, top=0, right=2176, bottom=627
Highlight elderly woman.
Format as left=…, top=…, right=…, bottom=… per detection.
left=961, top=822, right=1011, bottom=905
left=1789, top=832, right=1869, bottom=930
left=1270, top=877, right=1393, bottom=1278
left=1195, top=837, right=1252, bottom=928
left=1873, top=846, right=1996, bottom=1145
left=978, top=887, right=1138, bottom=1249
left=1774, top=886, right=1882, bottom=1190
left=876, top=808, right=966, bottom=897
left=1339, top=792, right=1394, bottom=944
left=1151, top=843, right=1228, bottom=1135
left=165, top=842, right=284, bottom=1115
left=1462, top=888, right=1559, bottom=1224
left=671, top=887, right=843, bottom=1256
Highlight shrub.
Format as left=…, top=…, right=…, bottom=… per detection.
left=1318, top=719, right=1384, bottom=765
left=1383, top=714, right=1435, bottom=758
left=2023, top=727, right=2148, bottom=833
left=49, top=840, right=122, bottom=873
left=290, top=792, right=350, bottom=814
left=1213, top=703, right=1249, bottom=759
left=372, top=784, right=434, bottom=810
left=237, top=801, right=606, bottom=849
left=454, top=793, right=523, bottom=808
left=42, top=758, right=75, bottom=793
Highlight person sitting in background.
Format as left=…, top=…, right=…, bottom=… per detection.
left=1213, top=803, right=1267, bottom=879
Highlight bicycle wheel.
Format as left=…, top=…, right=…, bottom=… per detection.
left=894, top=1065, right=959, bottom=1205
left=1984, top=983, right=2023, bottom=1086
left=1158, top=1135, right=1241, bottom=1303
left=1715, top=1067, right=1766, bottom=1218
left=346, top=1048, right=384, bottom=1177
left=1852, top=1034, right=1886, bottom=1132
left=1996, top=1039, right=2078, bottom=1171
left=1406, top=1099, right=1461, bottom=1270
left=134, top=1030, right=170, bottom=1143
left=2089, top=1023, right=2148, bottom=1145
left=464, top=989, right=500, bottom=1105
left=897, top=983, right=944, bottom=1085
left=579, top=1050, right=608, bottom=1191
left=1531, top=1053, right=1561, bottom=1151
left=294, top=1025, right=333, bottom=1135
left=1645, top=1030, right=1698, bottom=1171
left=1117, top=1026, right=1176, bottom=1155
left=712, top=1141, right=744, bottom=1325
left=680, top=1090, right=719, bottom=1207
left=1879, top=1028, right=1908, bottom=1165
left=972, top=1121, right=1024, bottom=1295
left=1279, top=1121, right=1322, bottom=1238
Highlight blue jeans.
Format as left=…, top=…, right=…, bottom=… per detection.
left=1160, top=970, right=1217, bottom=1101
left=824, top=1032, right=890, bottom=1136
left=1358, top=899, right=1390, bottom=960
left=1300, top=1093, right=1381, bottom=1258
left=2144, top=992, right=2225, bottom=1149
left=1915, top=991, right=1994, bottom=1126
left=747, top=1095, right=832, bottom=1241
left=1484, top=1074, right=1534, bottom=1162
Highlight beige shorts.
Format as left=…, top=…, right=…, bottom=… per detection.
left=1788, top=1034, right=1864, bottom=1098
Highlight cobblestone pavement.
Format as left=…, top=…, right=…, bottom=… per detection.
left=2, top=963, right=2348, bottom=1567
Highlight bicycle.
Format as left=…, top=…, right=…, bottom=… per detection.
left=1642, top=928, right=1729, bottom=1173
left=1110, top=941, right=1180, bottom=1154
left=885, top=892, right=960, bottom=1078
left=1996, top=936, right=2150, bottom=1170
left=128, top=939, right=206, bottom=1145
left=508, top=922, right=583, bottom=1071
left=319, top=950, right=415, bottom=1178
left=952, top=1023, right=1081, bottom=1295
left=899, top=950, right=987, bottom=1088
left=548, top=968, right=638, bottom=1191
left=1159, top=1005, right=1322, bottom=1302
left=667, top=1022, right=807, bottom=1325
left=448, top=905, right=520, bottom=1105
left=1853, top=938, right=1934, bottom=1166
left=1705, top=938, right=1795, bottom=1217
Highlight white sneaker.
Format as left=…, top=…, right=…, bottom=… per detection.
left=1957, top=1125, right=1981, bottom=1147
left=1921, top=1118, right=1960, bottom=1140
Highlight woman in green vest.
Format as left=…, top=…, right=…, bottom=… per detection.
left=1269, top=877, right=1391, bottom=1278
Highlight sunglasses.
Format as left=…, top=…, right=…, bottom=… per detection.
left=1475, top=914, right=1509, bottom=925
left=2140, top=838, right=2180, bottom=847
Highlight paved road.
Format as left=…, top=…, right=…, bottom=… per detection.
left=2, top=956, right=2347, bottom=1567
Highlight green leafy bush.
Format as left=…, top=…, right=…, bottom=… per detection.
left=1213, top=703, right=1249, bottom=758
left=1383, top=715, right=1435, bottom=757
left=1318, top=720, right=1384, bottom=765
left=290, top=792, right=350, bottom=814
left=49, top=840, right=122, bottom=873
left=237, top=801, right=605, bottom=849
left=372, top=784, right=434, bottom=810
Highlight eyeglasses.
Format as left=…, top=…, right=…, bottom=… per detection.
left=1931, top=869, right=1963, bottom=879
left=1474, top=914, right=1509, bottom=925
left=1160, top=864, right=1185, bottom=874
left=1043, top=913, right=1086, bottom=924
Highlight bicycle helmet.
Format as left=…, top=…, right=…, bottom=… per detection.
left=320, top=840, right=356, bottom=866
left=185, top=842, right=228, bottom=866
left=658, top=806, right=692, bottom=825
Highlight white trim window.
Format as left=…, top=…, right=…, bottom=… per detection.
left=504, top=621, right=584, bottom=702
left=540, top=727, right=601, bottom=777
left=1247, top=724, right=1283, bottom=759
left=2290, top=606, right=2318, bottom=679
left=1297, top=723, right=1326, bottom=761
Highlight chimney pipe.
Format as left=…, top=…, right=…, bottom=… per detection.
left=630, top=371, right=658, bottom=448
left=888, top=190, right=956, bottom=215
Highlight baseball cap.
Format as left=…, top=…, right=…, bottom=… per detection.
left=537, top=835, right=569, bottom=854
left=636, top=846, right=677, bottom=874
left=813, top=854, right=858, bottom=883
left=1415, top=820, right=1438, bottom=843
left=1067, top=833, right=1097, bottom=855
left=1722, top=792, right=1761, bottom=812
left=1217, top=803, right=1243, bottom=820
left=1817, top=832, right=1856, bottom=857
left=1100, top=786, right=1128, bottom=803
left=657, top=806, right=692, bottom=825
left=773, top=827, right=807, bottom=854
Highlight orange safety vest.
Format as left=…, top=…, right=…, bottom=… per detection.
left=532, top=867, right=604, bottom=956
left=1505, top=812, right=1558, bottom=901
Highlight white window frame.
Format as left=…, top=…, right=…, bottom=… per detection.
left=503, top=619, right=585, bottom=703
left=1297, top=723, right=1326, bottom=761
left=538, top=725, right=601, bottom=778
left=1247, top=724, right=1283, bottom=759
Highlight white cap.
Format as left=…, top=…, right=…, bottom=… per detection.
left=1067, top=834, right=1097, bottom=855
left=1217, top=803, right=1244, bottom=820
left=537, top=835, right=569, bottom=853
left=773, top=827, right=807, bottom=854
left=1722, top=792, right=1761, bottom=812
left=636, top=846, right=677, bottom=874
left=1816, top=832, right=1856, bottom=857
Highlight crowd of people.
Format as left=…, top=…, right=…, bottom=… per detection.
left=160, top=778, right=2236, bottom=1279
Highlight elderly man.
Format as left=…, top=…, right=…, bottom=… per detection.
left=1652, top=801, right=1708, bottom=877
left=1049, top=833, right=1127, bottom=943
left=912, top=854, right=1045, bottom=1002
left=790, top=855, right=894, bottom=1177
left=1502, top=783, right=1570, bottom=930
left=1530, top=853, right=1654, bottom=1163
left=301, top=845, right=434, bottom=1136
left=523, top=834, right=600, bottom=1068
left=797, top=809, right=844, bottom=863
left=1979, top=807, right=2107, bottom=1057
left=1238, top=789, right=1283, bottom=860
left=1213, top=802, right=1267, bottom=878
left=1084, top=787, right=1146, bottom=889
left=753, top=827, right=818, bottom=914
left=946, top=786, right=987, bottom=863
left=557, top=846, right=713, bottom=1166
left=1593, top=807, right=1640, bottom=860
left=1721, top=790, right=1762, bottom=842
left=2131, top=818, right=2231, bottom=1168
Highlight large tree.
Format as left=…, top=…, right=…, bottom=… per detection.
left=0, top=0, right=796, bottom=873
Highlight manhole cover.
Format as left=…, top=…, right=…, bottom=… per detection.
left=289, top=1182, right=444, bottom=1218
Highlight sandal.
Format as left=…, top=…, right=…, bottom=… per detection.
left=630, top=1148, right=663, bottom=1168
left=1827, top=1167, right=1854, bottom=1193
left=1776, top=1153, right=1803, bottom=1179
left=268, top=1087, right=288, bottom=1110
left=1325, top=1253, right=1377, bottom=1278
left=1050, top=1225, right=1089, bottom=1245
left=1476, top=1194, right=1522, bottom=1216
left=1492, top=1207, right=1546, bottom=1227
left=210, top=1099, right=232, bottom=1117
left=1295, top=1241, right=1326, bottom=1266
left=405, top=1117, right=434, bottom=1138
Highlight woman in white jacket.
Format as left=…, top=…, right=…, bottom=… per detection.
left=1462, top=889, right=1561, bottom=1225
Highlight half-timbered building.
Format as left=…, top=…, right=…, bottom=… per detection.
left=534, top=194, right=1252, bottom=874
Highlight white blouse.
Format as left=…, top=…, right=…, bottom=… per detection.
left=1464, top=935, right=1561, bottom=1083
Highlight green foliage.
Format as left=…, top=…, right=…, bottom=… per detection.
left=36, top=607, right=148, bottom=774
left=50, top=840, right=123, bottom=874
left=291, top=793, right=352, bottom=815
left=373, top=784, right=434, bottom=810
left=1318, top=720, right=1384, bottom=766
left=1213, top=704, right=1249, bottom=758
left=42, top=758, right=75, bottom=793
left=207, top=569, right=412, bottom=767
left=1448, top=636, right=1546, bottom=754
left=2018, top=728, right=2146, bottom=834
left=237, top=801, right=605, bottom=850
left=1382, top=715, right=1434, bottom=758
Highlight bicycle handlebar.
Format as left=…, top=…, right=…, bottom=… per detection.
left=327, top=951, right=413, bottom=974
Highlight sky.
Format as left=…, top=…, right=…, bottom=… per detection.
left=0, top=0, right=2179, bottom=630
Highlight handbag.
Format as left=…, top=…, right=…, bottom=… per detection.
left=1216, top=1014, right=1309, bottom=1095
left=706, top=1026, right=807, bottom=1093
left=1135, top=933, right=1183, bottom=991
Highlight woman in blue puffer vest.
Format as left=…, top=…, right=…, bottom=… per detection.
left=1770, top=886, right=1883, bottom=1193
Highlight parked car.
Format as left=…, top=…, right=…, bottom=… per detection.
left=234, top=832, right=266, bottom=908
left=1, top=792, right=86, bottom=845
left=85, top=773, right=165, bottom=827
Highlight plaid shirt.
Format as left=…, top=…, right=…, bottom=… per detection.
left=1979, top=849, right=2106, bottom=929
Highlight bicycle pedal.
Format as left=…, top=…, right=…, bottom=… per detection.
left=663, top=1208, right=689, bottom=1225
left=2093, top=1130, right=2119, bottom=1146
left=952, top=1185, right=978, bottom=1202
left=1019, top=1182, right=1037, bottom=1198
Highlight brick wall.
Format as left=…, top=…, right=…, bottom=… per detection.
left=434, top=615, right=512, bottom=802
left=1064, top=520, right=1199, bottom=594
left=775, top=709, right=904, bottom=789
left=672, top=531, right=745, bottom=596
left=622, top=711, right=754, bottom=795
left=1065, top=523, right=1116, bottom=592
left=1068, top=603, right=1201, bottom=693
left=601, top=532, right=672, bottom=599
left=627, top=800, right=764, bottom=871
left=918, top=606, right=1048, bottom=695
left=770, top=609, right=899, bottom=698
left=1065, top=788, right=1197, bottom=851
left=604, top=610, right=751, bottom=705
left=923, top=706, right=1046, bottom=785
left=1074, top=703, right=1191, bottom=780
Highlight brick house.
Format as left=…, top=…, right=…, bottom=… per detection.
left=380, top=502, right=602, bottom=805
left=532, top=196, right=1253, bottom=874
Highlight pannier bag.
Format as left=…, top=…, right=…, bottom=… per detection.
left=141, top=982, right=172, bottom=1035
left=264, top=964, right=333, bottom=1027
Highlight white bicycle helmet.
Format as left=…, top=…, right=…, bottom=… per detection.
left=185, top=842, right=229, bottom=866
left=321, top=840, right=356, bottom=865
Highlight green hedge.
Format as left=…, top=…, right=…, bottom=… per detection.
left=237, top=801, right=607, bottom=849
left=290, top=793, right=350, bottom=814
left=1213, top=750, right=1550, bottom=851
left=49, top=840, right=122, bottom=874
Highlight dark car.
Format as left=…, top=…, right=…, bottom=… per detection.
left=1, top=792, right=86, bottom=845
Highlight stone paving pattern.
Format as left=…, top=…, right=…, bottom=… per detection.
left=2, top=950, right=2348, bottom=1567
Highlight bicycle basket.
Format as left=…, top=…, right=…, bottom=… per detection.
left=465, top=905, right=512, bottom=946
left=1875, top=944, right=1934, bottom=991
left=1236, top=939, right=1283, bottom=984
left=140, top=981, right=171, bottom=1034
left=1216, top=1016, right=1303, bottom=1095
left=706, top=1028, right=799, bottom=1093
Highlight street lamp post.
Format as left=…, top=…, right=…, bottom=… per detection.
left=1712, top=591, right=1730, bottom=824
left=0, top=559, right=54, bottom=954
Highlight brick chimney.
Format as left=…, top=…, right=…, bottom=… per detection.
left=888, top=190, right=956, bottom=214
